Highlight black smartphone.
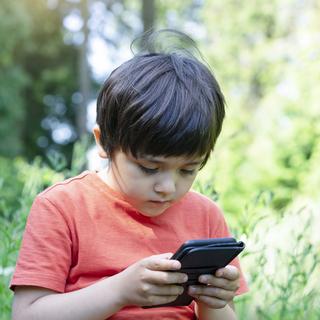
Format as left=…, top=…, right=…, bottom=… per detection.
left=147, top=237, right=245, bottom=308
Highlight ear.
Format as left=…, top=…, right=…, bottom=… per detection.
left=93, top=124, right=108, bottom=159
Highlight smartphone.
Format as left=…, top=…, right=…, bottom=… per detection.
left=147, top=237, right=245, bottom=308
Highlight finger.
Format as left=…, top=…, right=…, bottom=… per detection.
left=190, top=294, right=228, bottom=309
left=148, top=284, right=185, bottom=296
left=188, top=285, right=235, bottom=302
left=143, top=294, right=180, bottom=307
left=149, top=270, right=188, bottom=284
left=143, top=255, right=181, bottom=271
left=215, top=265, right=239, bottom=281
left=198, top=275, right=239, bottom=291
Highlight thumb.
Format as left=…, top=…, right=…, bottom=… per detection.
left=146, top=252, right=181, bottom=271
left=154, top=252, right=174, bottom=260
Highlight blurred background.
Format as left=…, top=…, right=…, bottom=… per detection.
left=1, top=0, right=320, bottom=319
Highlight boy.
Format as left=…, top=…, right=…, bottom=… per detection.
left=11, top=30, right=248, bottom=319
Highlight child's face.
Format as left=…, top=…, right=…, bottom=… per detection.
left=104, top=150, right=203, bottom=217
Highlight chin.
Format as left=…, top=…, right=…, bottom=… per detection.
left=139, top=207, right=167, bottom=217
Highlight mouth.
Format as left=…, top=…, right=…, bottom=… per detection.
left=148, top=200, right=173, bottom=206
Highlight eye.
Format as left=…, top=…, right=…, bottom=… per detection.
left=180, top=169, right=197, bottom=176
left=138, top=164, right=159, bottom=175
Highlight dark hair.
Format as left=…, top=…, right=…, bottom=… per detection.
left=96, top=30, right=225, bottom=168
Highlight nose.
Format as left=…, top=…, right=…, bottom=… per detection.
left=154, top=172, right=176, bottom=195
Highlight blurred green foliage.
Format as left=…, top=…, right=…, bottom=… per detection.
left=0, top=0, right=79, bottom=159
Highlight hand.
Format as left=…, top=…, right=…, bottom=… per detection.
left=115, top=253, right=188, bottom=307
left=188, top=265, right=240, bottom=309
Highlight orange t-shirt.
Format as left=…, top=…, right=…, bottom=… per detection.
left=11, top=171, right=248, bottom=319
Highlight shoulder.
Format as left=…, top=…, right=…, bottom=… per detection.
left=27, top=171, right=100, bottom=226
left=40, top=170, right=93, bottom=193
left=33, top=171, right=98, bottom=213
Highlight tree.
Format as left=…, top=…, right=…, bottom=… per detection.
left=0, top=0, right=80, bottom=162
left=142, top=0, right=155, bottom=32
left=0, top=1, right=31, bottom=157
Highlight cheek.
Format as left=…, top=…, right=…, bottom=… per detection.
left=126, top=184, right=146, bottom=198
left=123, top=175, right=153, bottom=198
left=177, top=177, right=196, bottom=196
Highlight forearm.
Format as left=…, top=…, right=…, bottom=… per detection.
left=13, top=275, right=125, bottom=320
left=195, top=302, right=237, bottom=320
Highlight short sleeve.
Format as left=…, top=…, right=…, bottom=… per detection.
left=209, top=203, right=249, bottom=296
left=10, top=195, right=72, bottom=292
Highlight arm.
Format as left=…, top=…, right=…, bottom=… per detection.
left=195, top=301, right=237, bottom=320
left=12, top=253, right=187, bottom=320
left=12, top=275, right=123, bottom=320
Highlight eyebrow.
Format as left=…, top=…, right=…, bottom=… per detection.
left=141, top=156, right=203, bottom=165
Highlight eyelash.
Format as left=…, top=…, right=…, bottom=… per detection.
left=181, top=169, right=196, bottom=175
left=138, top=165, right=158, bottom=175
left=138, top=165, right=196, bottom=176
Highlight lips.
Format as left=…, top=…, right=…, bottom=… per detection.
left=148, top=200, right=172, bottom=206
